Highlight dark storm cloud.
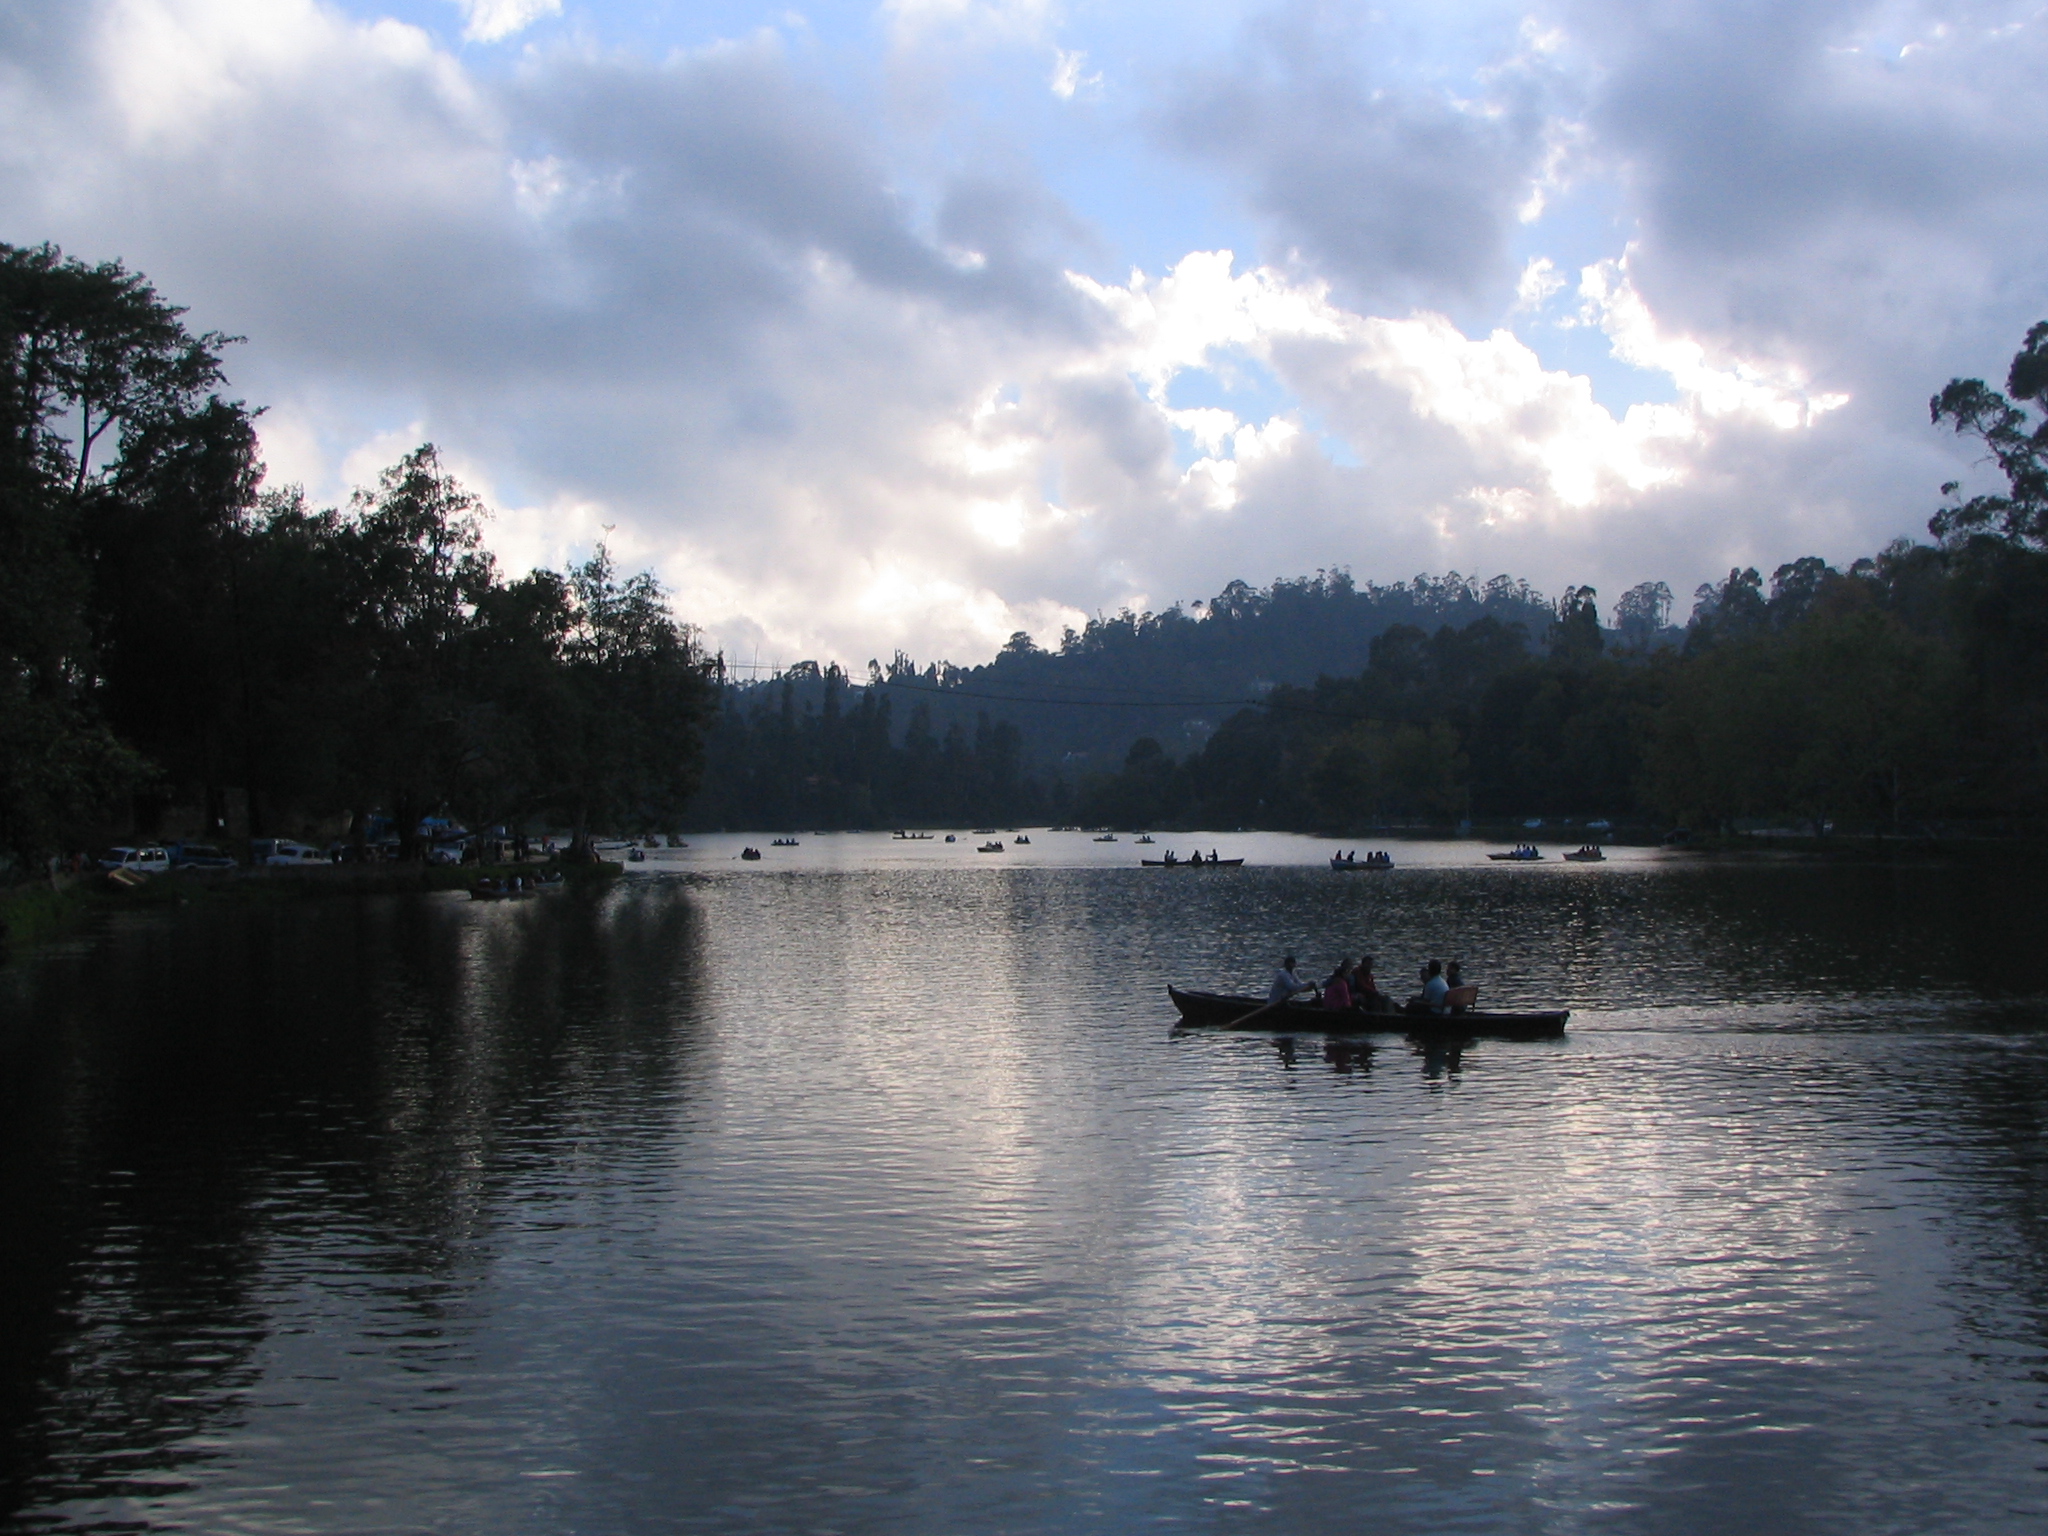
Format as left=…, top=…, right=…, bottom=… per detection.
left=1151, top=4, right=1557, bottom=310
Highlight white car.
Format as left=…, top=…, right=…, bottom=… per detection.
left=99, top=846, right=171, bottom=875
left=258, top=840, right=328, bottom=866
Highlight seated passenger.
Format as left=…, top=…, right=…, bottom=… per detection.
left=1354, top=956, right=1387, bottom=1011
left=1422, top=959, right=1450, bottom=1014
left=1322, top=960, right=1354, bottom=1010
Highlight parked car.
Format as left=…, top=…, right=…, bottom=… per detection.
left=253, top=839, right=329, bottom=867
left=169, top=842, right=237, bottom=871
left=98, top=846, right=171, bottom=875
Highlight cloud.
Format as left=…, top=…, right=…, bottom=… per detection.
left=1, top=0, right=2041, bottom=671
left=1152, top=5, right=1568, bottom=311
left=454, top=0, right=558, bottom=45
left=1049, top=47, right=1099, bottom=100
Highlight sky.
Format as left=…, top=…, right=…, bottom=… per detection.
left=3, top=0, right=2045, bottom=670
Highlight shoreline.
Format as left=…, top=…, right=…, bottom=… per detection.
left=0, top=859, right=621, bottom=961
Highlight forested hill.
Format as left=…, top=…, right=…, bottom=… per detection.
left=690, top=310, right=2048, bottom=836
left=686, top=569, right=1683, bottom=829
left=735, top=570, right=1625, bottom=747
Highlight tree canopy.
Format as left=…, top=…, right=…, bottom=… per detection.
left=0, top=243, right=713, bottom=873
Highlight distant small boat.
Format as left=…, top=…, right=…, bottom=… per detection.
left=1013, top=835, right=1031, bottom=845
left=1563, top=846, right=1605, bottom=862
left=1135, top=834, right=1155, bottom=845
left=627, top=847, right=645, bottom=862
left=740, top=847, right=762, bottom=860
left=977, top=841, right=1004, bottom=853
left=1093, top=833, right=1118, bottom=842
left=944, top=834, right=956, bottom=843
left=771, top=838, right=799, bottom=847
left=1489, top=846, right=1543, bottom=861
left=893, top=830, right=933, bottom=840
left=1141, top=854, right=1243, bottom=867
left=1331, top=852, right=1393, bottom=871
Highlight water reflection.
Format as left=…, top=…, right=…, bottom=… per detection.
left=2, top=858, right=2045, bottom=1533
left=0, top=884, right=706, bottom=1526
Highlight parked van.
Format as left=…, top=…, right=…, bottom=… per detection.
left=98, top=846, right=170, bottom=875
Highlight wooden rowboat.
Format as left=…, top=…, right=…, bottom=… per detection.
left=1140, top=856, right=1245, bottom=867
left=1167, top=985, right=1568, bottom=1040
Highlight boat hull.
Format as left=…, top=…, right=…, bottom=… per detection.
left=1167, top=986, right=1567, bottom=1040
left=1140, top=858, right=1245, bottom=867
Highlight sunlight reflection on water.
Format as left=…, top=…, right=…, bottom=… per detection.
left=2, top=844, right=2045, bottom=1533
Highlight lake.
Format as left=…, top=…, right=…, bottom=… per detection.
left=3, top=833, right=2045, bottom=1533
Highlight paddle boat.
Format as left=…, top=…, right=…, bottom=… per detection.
left=1488, top=844, right=1544, bottom=861
left=978, top=840, right=1005, bottom=853
left=1330, top=850, right=1394, bottom=871
left=1562, top=845, right=1606, bottom=862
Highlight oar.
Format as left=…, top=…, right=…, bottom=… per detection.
left=1232, top=988, right=1316, bottom=1029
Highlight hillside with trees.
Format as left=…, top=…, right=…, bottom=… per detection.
left=0, top=242, right=712, bottom=871
left=690, top=323, right=2048, bottom=838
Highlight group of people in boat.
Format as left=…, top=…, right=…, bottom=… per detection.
left=471, top=871, right=558, bottom=898
left=1159, top=849, right=1225, bottom=865
left=1331, top=850, right=1394, bottom=867
left=1269, top=954, right=1470, bottom=1015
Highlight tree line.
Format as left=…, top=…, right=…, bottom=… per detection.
left=693, top=323, right=2047, bottom=838
left=8, top=236, right=2040, bottom=856
left=1, top=242, right=712, bottom=870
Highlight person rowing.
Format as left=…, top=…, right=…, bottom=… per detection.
left=1269, top=954, right=1314, bottom=1007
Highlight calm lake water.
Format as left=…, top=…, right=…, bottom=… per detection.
left=4, top=833, right=2046, bottom=1534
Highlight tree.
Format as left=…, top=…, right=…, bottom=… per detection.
left=1549, top=585, right=1604, bottom=661
left=546, top=547, right=715, bottom=853
left=1613, top=581, right=1673, bottom=649
left=1, top=241, right=253, bottom=868
left=1930, top=320, right=2048, bottom=547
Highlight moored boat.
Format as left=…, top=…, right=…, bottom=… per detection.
left=1167, top=985, right=1567, bottom=1040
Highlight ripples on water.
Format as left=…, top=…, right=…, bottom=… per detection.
left=2, top=840, right=2046, bottom=1534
